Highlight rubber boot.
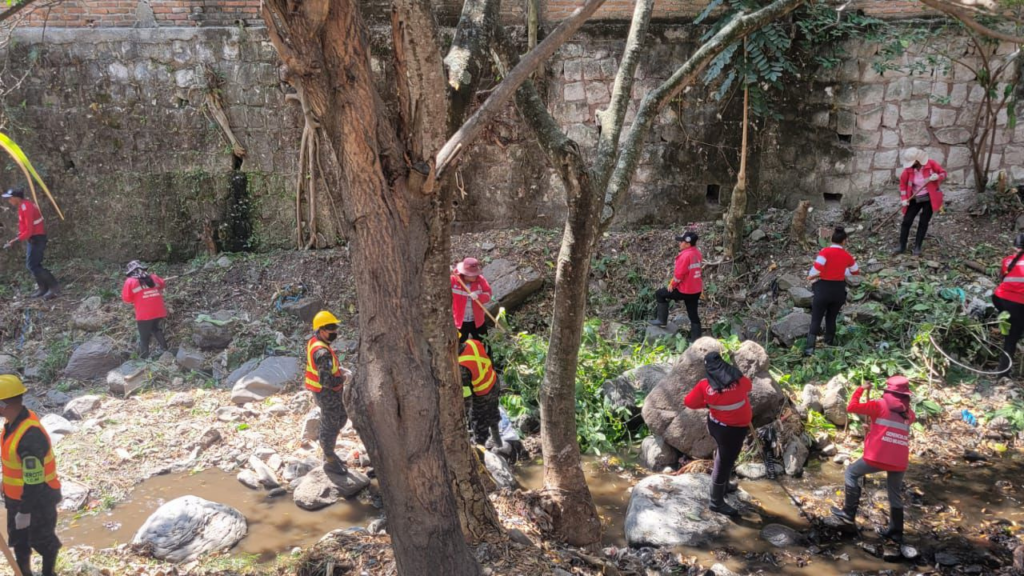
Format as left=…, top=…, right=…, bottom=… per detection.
left=892, top=243, right=906, bottom=255
left=878, top=507, right=904, bottom=543
left=803, top=333, right=816, bottom=357
left=323, top=453, right=348, bottom=476
left=726, top=480, right=739, bottom=494
left=15, top=548, right=32, bottom=576
left=29, top=272, right=47, bottom=298
left=649, top=302, right=669, bottom=327
left=42, top=549, right=58, bottom=576
left=912, top=241, right=922, bottom=257
left=489, top=424, right=503, bottom=449
left=709, top=481, right=739, bottom=517
left=830, top=484, right=861, bottom=525
left=40, top=271, right=60, bottom=300
left=690, top=322, right=702, bottom=341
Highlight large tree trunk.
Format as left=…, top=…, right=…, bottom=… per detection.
left=261, top=1, right=480, bottom=573
left=723, top=85, right=749, bottom=260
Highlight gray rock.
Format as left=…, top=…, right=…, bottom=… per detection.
left=605, top=363, right=671, bottom=397
left=248, top=456, right=281, bottom=488
left=197, top=427, right=222, bottom=450
left=63, top=395, right=102, bottom=420
left=645, top=322, right=682, bottom=341
left=64, top=336, right=123, bottom=380
left=72, top=296, right=108, bottom=331
left=40, top=413, right=76, bottom=445
left=625, top=474, right=743, bottom=547
left=761, top=523, right=807, bottom=548
left=293, top=467, right=371, bottom=510
left=845, top=303, right=883, bottom=324
left=283, top=457, right=317, bottom=482
left=280, top=297, right=323, bottom=326
left=640, top=435, right=680, bottom=471
left=224, top=358, right=259, bottom=388
left=46, top=389, right=71, bottom=406
left=822, top=375, right=850, bottom=426
left=820, top=443, right=838, bottom=457
left=59, top=480, right=90, bottom=512
left=783, top=438, right=810, bottom=476
left=483, top=450, right=517, bottom=490
left=507, top=527, right=531, bottom=546
left=192, top=311, right=237, bottom=351
left=735, top=462, right=785, bottom=479
left=600, top=377, right=635, bottom=411
left=230, top=356, right=302, bottom=405
left=132, top=496, right=247, bottom=563
left=215, top=406, right=245, bottom=422
left=168, top=392, right=195, bottom=408
left=748, top=229, right=767, bottom=242
left=772, top=311, right=812, bottom=347
left=175, top=347, right=205, bottom=371
left=776, top=273, right=804, bottom=291
left=0, top=354, right=16, bottom=371
left=301, top=407, right=321, bottom=441
left=708, top=564, right=742, bottom=576
left=800, top=385, right=823, bottom=414
left=734, top=318, right=768, bottom=342
left=237, top=470, right=261, bottom=490
left=482, top=259, right=544, bottom=314
left=789, top=286, right=813, bottom=308
left=216, top=256, right=232, bottom=268
left=107, top=361, right=149, bottom=396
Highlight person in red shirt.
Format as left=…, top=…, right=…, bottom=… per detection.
left=2, top=188, right=59, bottom=299
left=831, top=376, right=915, bottom=542
left=121, top=261, right=169, bottom=359
left=804, top=227, right=859, bottom=357
left=451, top=258, right=492, bottom=344
left=651, top=231, right=703, bottom=340
left=684, top=352, right=751, bottom=517
left=895, top=148, right=946, bottom=256
left=993, top=233, right=1024, bottom=374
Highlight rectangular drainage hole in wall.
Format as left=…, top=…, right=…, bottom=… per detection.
left=706, top=184, right=720, bottom=205
left=823, top=192, right=843, bottom=204
left=837, top=133, right=852, bottom=144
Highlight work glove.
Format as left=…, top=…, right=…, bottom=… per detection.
left=14, top=513, right=30, bottom=530
left=928, top=173, right=940, bottom=182
left=2, top=240, right=12, bottom=250
left=900, top=199, right=910, bottom=207
left=469, top=291, right=480, bottom=301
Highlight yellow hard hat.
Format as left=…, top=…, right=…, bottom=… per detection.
left=0, top=374, right=26, bottom=401
left=312, top=310, right=340, bottom=331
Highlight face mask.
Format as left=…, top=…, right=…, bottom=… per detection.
left=325, top=332, right=339, bottom=343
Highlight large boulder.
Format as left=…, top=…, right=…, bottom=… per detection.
left=280, top=297, right=323, bottom=325
left=642, top=339, right=785, bottom=456
left=772, top=311, right=812, bottom=347
left=63, top=395, right=102, bottom=421
left=625, top=474, right=744, bottom=547
left=175, top=347, right=205, bottom=372
left=293, top=467, right=371, bottom=510
left=72, top=296, right=109, bottom=332
left=192, top=311, right=237, bottom=351
left=230, top=356, right=302, bottom=405
left=64, top=336, right=123, bottom=380
left=640, top=435, right=680, bottom=471
left=40, top=413, right=76, bottom=445
left=132, top=496, right=247, bottom=563
left=605, top=363, right=671, bottom=397
left=482, top=259, right=544, bottom=313
left=776, top=273, right=804, bottom=291
left=59, top=480, right=90, bottom=512
left=483, top=450, right=517, bottom=490
left=224, top=358, right=259, bottom=388
left=783, top=438, right=810, bottom=477
left=107, top=361, right=149, bottom=396
left=822, top=375, right=850, bottom=427
left=789, top=286, right=813, bottom=309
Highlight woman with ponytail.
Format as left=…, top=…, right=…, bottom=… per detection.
left=993, top=234, right=1024, bottom=374
left=804, top=227, right=860, bottom=356
left=122, top=260, right=169, bottom=359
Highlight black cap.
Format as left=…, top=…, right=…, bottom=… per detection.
left=1, top=188, right=24, bottom=199
left=675, top=231, right=698, bottom=244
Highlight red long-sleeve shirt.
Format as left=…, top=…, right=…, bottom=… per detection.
left=847, top=386, right=916, bottom=471
left=684, top=376, right=752, bottom=427
left=995, top=252, right=1024, bottom=305
left=451, top=275, right=492, bottom=329
left=808, top=245, right=859, bottom=282
left=670, top=246, right=703, bottom=294
left=122, top=275, right=168, bottom=321
left=16, top=200, right=45, bottom=241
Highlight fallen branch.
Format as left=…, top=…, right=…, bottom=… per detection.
left=204, top=93, right=246, bottom=158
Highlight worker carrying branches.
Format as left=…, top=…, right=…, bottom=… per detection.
left=3, top=188, right=59, bottom=300
left=305, top=311, right=353, bottom=476
left=0, top=373, right=62, bottom=576
left=831, top=376, right=915, bottom=543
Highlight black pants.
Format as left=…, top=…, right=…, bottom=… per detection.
left=708, top=418, right=748, bottom=485
left=314, top=387, right=348, bottom=459
left=464, top=388, right=501, bottom=445
left=808, top=280, right=846, bottom=349
left=656, top=289, right=701, bottom=326
left=25, top=235, right=47, bottom=276
left=899, top=198, right=933, bottom=248
left=993, top=295, right=1024, bottom=364
left=7, top=501, right=60, bottom=575
left=137, top=318, right=168, bottom=359
left=459, top=320, right=488, bottom=344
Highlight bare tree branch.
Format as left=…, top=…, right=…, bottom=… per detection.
left=444, top=0, right=501, bottom=132
left=435, top=0, right=607, bottom=178
left=602, top=0, right=806, bottom=227
left=592, top=0, right=654, bottom=216
left=920, top=0, right=1024, bottom=44
left=0, top=0, right=41, bottom=27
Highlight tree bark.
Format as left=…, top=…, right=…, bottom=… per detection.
left=724, top=84, right=749, bottom=260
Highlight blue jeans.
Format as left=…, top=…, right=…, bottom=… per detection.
left=25, top=235, right=47, bottom=276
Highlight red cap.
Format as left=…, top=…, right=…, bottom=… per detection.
left=456, top=258, right=481, bottom=277
left=884, top=375, right=911, bottom=396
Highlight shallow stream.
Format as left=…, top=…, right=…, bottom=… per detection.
left=60, top=454, right=1024, bottom=573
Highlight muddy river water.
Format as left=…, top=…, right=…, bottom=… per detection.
left=60, top=454, right=1024, bottom=573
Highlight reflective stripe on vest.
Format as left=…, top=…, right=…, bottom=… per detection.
left=32, top=217, right=43, bottom=225
left=874, top=418, right=910, bottom=431
left=1, top=410, right=60, bottom=500
left=305, top=336, right=341, bottom=392
left=1004, top=277, right=1024, bottom=283
left=458, top=339, right=496, bottom=396
left=708, top=399, right=747, bottom=411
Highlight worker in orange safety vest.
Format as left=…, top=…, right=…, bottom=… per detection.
left=305, top=310, right=353, bottom=475
left=459, top=338, right=502, bottom=448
